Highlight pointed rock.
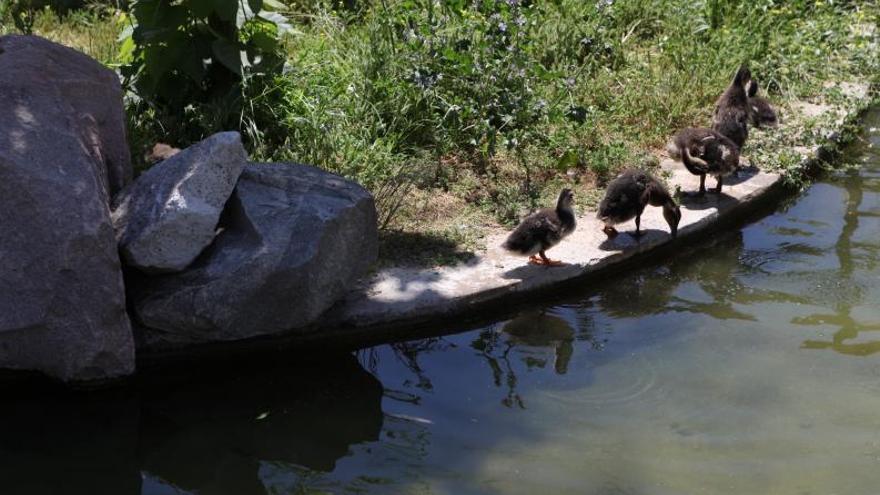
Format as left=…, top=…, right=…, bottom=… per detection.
left=111, top=132, right=247, bottom=273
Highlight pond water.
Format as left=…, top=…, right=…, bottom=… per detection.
left=3, top=109, right=880, bottom=494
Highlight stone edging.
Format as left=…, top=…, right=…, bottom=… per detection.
left=138, top=83, right=875, bottom=363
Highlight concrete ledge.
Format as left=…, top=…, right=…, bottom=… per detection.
left=136, top=83, right=875, bottom=364
left=315, top=164, right=783, bottom=328
left=138, top=168, right=788, bottom=365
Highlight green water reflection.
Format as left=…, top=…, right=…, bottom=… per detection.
left=798, top=132, right=880, bottom=355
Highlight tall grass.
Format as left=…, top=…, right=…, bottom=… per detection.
left=8, top=0, right=880, bottom=235
left=260, top=0, right=879, bottom=226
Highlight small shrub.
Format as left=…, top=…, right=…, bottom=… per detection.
left=120, top=0, right=291, bottom=153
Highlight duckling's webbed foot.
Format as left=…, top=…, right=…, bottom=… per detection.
left=538, top=251, right=564, bottom=267
left=683, top=175, right=707, bottom=197
left=528, top=255, right=543, bottom=265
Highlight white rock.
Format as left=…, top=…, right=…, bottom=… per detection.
left=111, top=132, right=247, bottom=273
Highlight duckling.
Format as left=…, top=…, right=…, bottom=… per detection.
left=503, top=188, right=576, bottom=266
left=598, top=169, right=681, bottom=239
left=145, top=142, right=181, bottom=164
left=712, top=65, right=752, bottom=148
left=667, top=127, right=740, bottom=195
left=747, top=80, right=778, bottom=128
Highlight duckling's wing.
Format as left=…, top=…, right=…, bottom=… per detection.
left=535, top=212, right=568, bottom=246
left=504, top=218, right=541, bottom=253
left=696, top=134, right=724, bottom=159
left=505, top=210, right=559, bottom=253
left=702, top=135, right=739, bottom=174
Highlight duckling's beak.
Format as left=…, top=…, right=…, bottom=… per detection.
left=664, top=205, right=681, bottom=238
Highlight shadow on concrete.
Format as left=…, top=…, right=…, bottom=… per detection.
left=725, top=166, right=761, bottom=186
left=597, top=229, right=671, bottom=252
left=679, top=191, right=739, bottom=211
left=378, top=229, right=477, bottom=269
left=499, top=260, right=581, bottom=282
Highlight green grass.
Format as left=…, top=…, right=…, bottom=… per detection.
left=0, top=3, right=122, bottom=64
left=5, top=0, right=880, bottom=266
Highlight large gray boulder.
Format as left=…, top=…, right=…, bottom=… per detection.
left=0, top=35, right=132, bottom=195
left=0, top=35, right=135, bottom=382
left=111, top=132, right=247, bottom=273
left=132, top=163, right=378, bottom=347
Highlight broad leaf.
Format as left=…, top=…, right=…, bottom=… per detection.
left=212, top=38, right=243, bottom=75
left=258, top=11, right=292, bottom=35
left=179, top=50, right=207, bottom=84
left=118, top=34, right=136, bottom=64
left=262, top=0, right=285, bottom=10
left=249, top=30, right=277, bottom=53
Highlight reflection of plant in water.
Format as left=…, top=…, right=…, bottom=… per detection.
left=359, top=337, right=456, bottom=404
left=359, top=347, right=382, bottom=375
left=391, top=338, right=456, bottom=392
left=471, top=327, right=525, bottom=409
left=355, top=343, right=437, bottom=477
left=595, top=234, right=759, bottom=322
left=470, top=311, right=586, bottom=408
left=800, top=167, right=880, bottom=355
left=594, top=229, right=820, bottom=322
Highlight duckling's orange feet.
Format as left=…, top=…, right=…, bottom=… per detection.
left=537, top=252, right=564, bottom=267
left=528, top=255, right=563, bottom=266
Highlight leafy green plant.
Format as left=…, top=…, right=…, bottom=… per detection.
left=120, top=0, right=291, bottom=149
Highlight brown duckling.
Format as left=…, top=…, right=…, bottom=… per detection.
left=503, top=188, right=576, bottom=266
left=747, top=80, right=778, bottom=128
left=712, top=65, right=752, bottom=148
left=598, top=169, right=681, bottom=239
left=667, top=127, right=740, bottom=195
left=145, top=143, right=181, bottom=164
